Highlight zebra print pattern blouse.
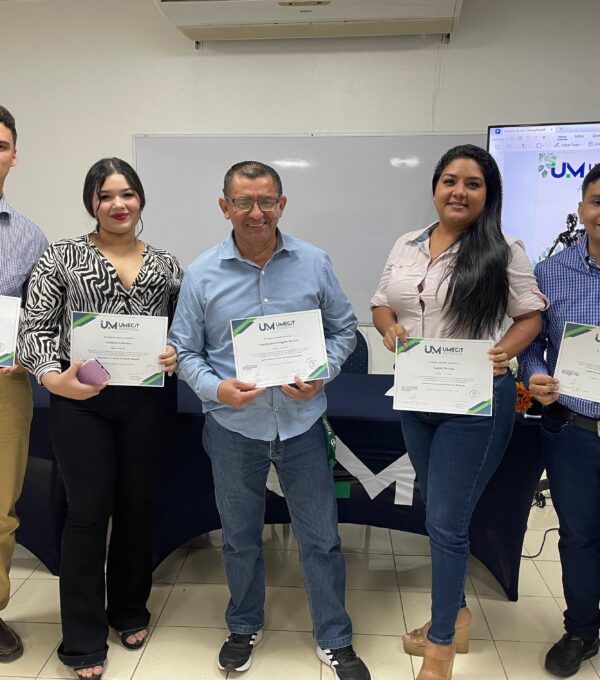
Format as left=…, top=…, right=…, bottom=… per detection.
left=19, top=234, right=183, bottom=382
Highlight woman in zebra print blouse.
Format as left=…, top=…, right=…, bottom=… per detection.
left=20, top=158, right=183, bottom=679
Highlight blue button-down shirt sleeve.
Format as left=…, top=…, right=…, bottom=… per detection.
left=319, top=252, right=357, bottom=380
left=518, top=311, right=550, bottom=387
left=0, top=196, right=48, bottom=299
left=518, top=258, right=552, bottom=386
left=518, top=235, right=600, bottom=419
left=168, top=266, right=222, bottom=403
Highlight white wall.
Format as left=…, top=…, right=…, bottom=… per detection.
left=1, top=0, right=599, bottom=371
left=2, top=0, right=599, bottom=241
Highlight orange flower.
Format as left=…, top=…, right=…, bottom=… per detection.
left=515, top=381, right=533, bottom=414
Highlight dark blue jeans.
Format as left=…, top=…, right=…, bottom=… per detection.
left=399, top=373, right=516, bottom=645
left=541, top=409, right=600, bottom=640
left=202, top=414, right=352, bottom=649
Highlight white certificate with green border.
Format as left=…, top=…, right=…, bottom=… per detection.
left=0, top=295, right=21, bottom=367
left=393, top=337, right=494, bottom=416
left=231, top=309, right=330, bottom=388
left=554, top=322, right=600, bottom=403
left=70, top=311, right=167, bottom=387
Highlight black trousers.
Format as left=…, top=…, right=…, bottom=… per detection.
left=50, top=378, right=176, bottom=668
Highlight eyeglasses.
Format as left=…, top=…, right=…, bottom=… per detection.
left=226, top=195, right=280, bottom=212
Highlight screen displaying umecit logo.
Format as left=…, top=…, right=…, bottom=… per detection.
left=538, top=153, right=597, bottom=179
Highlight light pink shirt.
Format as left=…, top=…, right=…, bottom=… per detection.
left=370, top=224, right=547, bottom=341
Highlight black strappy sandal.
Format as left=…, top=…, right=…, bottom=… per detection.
left=118, top=628, right=148, bottom=650
left=73, top=660, right=105, bottom=679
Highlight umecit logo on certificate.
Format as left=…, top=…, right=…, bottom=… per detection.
left=393, top=337, right=494, bottom=416
left=231, top=309, right=330, bottom=388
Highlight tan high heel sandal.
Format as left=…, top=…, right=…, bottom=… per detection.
left=403, top=611, right=471, bottom=656
left=416, top=640, right=455, bottom=680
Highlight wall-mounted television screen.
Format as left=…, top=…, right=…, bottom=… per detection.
left=487, top=121, right=600, bottom=263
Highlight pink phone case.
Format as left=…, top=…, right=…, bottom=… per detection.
left=76, top=358, right=111, bottom=386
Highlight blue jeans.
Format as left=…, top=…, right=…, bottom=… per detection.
left=541, top=409, right=600, bottom=640
left=202, top=414, right=352, bottom=649
left=399, top=373, right=516, bottom=645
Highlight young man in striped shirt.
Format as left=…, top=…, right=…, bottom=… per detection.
left=0, top=105, right=48, bottom=663
left=519, top=164, right=600, bottom=678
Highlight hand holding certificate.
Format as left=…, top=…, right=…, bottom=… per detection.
left=393, top=337, right=494, bottom=416
left=0, top=295, right=21, bottom=368
left=231, top=309, right=330, bottom=388
left=70, top=312, right=168, bottom=387
left=554, top=322, right=600, bottom=403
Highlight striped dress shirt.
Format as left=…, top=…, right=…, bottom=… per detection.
left=519, top=234, right=600, bottom=419
left=0, top=194, right=48, bottom=298
left=370, top=223, right=547, bottom=340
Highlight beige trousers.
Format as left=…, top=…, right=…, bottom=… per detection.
left=0, top=372, right=32, bottom=611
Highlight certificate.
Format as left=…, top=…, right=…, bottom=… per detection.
left=393, top=337, right=494, bottom=416
left=554, top=322, right=600, bottom=403
left=70, top=312, right=168, bottom=387
left=0, top=295, right=21, bottom=367
left=231, top=309, right=330, bottom=388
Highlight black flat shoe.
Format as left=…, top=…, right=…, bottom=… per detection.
left=0, top=618, right=23, bottom=663
left=545, top=633, right=600, bottom=678
left=119, top=629, right=148, bottom=650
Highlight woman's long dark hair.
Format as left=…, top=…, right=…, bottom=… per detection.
left=83, top=157, right=146, bottom=234
left=433, top=145, right=510, bottom=339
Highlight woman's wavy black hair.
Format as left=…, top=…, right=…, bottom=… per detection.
left=433, top=144, right=510, bottom=339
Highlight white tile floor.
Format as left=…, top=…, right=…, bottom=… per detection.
left=3, top=501, right=598, bottom=679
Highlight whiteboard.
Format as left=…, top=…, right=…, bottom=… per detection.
left=134, top=133, right=485, bottom=322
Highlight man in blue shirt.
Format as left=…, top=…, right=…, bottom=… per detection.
left=0, top=105, right=48, bottom=663
left=519, top=164, right=600, bottom=678
left=169, top=161, right=370, bottom=680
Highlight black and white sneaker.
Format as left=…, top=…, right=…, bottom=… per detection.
left=218, top=630, right=263, bottom=672
left=317, top=644, right=371, bottom=680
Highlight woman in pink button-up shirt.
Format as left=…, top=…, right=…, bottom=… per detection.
left=371, top=145, right=546, bottom=680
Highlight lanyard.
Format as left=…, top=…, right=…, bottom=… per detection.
left=321, top=416, right=336, bottom=469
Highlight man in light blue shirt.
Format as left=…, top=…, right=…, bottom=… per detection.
left=169, top=161, right=370, bottom=680
left=0, top=105, right=48, bottom=663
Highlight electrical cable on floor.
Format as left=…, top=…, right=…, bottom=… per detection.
left=533, top=490, right=549, bottom=508
left=522, top=527, right=559, bottom=559
left=522, top=491, right=558, bottom=558
left=530, top=491, right=552, bottom=508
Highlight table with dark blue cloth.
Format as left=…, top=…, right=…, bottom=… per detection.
left=17, top=374, right=543, bottom=601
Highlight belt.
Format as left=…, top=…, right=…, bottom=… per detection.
left=548, top=402, right=600, bottom=437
